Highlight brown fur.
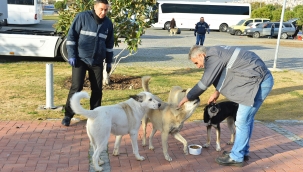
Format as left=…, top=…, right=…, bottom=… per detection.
left=141, top=76, right=200, bottom=161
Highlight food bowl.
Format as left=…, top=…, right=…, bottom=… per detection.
left=188, top=144, right=202, bottom=155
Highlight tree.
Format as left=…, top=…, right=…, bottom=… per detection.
left=54, top=1, right=66, bottom=11
left=271, top=9, right=282, bottom=22
left=252, top=6, right=273, bottom=19
left=250, top=2, right=266, bottom=11
left=54, top=0, right=156, bottom=85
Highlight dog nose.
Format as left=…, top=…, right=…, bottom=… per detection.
left=158, top=103, right=161, bottom=107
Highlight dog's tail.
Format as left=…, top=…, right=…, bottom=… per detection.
left=70, top=91, right=98, bottom=119
left=142, top=76, right=151, bottom=92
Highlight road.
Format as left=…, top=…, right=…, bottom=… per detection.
left=1, top=20, right=303, bottom=73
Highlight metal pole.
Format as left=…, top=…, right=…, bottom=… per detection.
left=45, top=64, right=56, bottom=109
left=273, top=0, right=287, bottom=69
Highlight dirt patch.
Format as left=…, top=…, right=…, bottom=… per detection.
left=64, top=74, right=142, bottom=90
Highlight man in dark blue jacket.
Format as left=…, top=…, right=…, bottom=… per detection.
left=62, top=0, right=114, bottom=126
left=194, top=17, right=209, bottom=45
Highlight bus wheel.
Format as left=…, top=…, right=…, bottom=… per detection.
left=164, top=21, right=170, bottom=30
left=60, top=38, right=69, bottom=62
left=219, top=24, right=228, bottom=32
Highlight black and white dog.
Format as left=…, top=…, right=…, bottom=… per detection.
left=203, top=101, right=239, bottom=151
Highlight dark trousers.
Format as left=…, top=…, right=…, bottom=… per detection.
left=196, top=34, right=206, bottom=45
left=65, top=60, right=103, bottom=118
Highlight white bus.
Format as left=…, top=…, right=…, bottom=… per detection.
left=152, top=1, right=251, bottom=32
left=6, top=0, right=43, bottom=25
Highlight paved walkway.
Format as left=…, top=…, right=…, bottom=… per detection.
left=0, top=120, right=303, bottom=172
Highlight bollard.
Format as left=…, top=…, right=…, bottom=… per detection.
left=45, top=63, right=56, bottom=109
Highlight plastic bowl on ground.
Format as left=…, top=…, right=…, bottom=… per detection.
left=188, top=144, right=202, bottom=155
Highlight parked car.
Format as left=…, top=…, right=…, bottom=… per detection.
left=244, top=22, right=296, bottom=39
left=245, top=22, right=262, bottom=29
left=227, top=18, right=270, bottom=36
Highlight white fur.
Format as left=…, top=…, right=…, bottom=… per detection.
left=169, top=28, right=178, bottom=36
left=70, top=91, right=161, bottom=171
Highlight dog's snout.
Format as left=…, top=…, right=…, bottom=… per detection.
left=210, top=106, right=217, bottom=112
left=158, top=103, right=161, bottom=107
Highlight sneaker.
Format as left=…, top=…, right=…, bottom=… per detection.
left=215, top=155, right=244, bottom=167
left=222, top=151, right=249, bottom=161
left=61, top=116, right=71, bottom=126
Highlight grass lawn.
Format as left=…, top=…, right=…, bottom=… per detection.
left=43, top=15, right=59, bottom=20
left=0, top=62, right=302, bottom=122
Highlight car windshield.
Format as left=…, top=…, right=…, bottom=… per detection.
left=237, top=20, right=246, bottom=25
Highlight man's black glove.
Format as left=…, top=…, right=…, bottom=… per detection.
left=106, top=63, right=111, bottom=73
left=68, top=57, right=77, bottom=67
left=194, top=33, right=196, bottom=36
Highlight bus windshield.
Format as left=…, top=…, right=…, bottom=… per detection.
left=7, top=0, right=42, bottom=25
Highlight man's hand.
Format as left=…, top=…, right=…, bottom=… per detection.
left=178, top=97, right=189, bottom=108
left=194, top=33, right=196, bottom=36
left=207, top=91, right=220, bottom=104
left=106, top=63, right=111, bottom=73
left=68, top=58, right=77, bottom=67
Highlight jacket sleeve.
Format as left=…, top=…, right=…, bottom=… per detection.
left=105, top=21, right=114, bottom=64
left=66, top=13, right=82, bottom=59
left=194, top=23, right=198, bottom=34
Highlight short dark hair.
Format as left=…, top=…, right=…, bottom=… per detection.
left=94, top=0, right=109, bottom=4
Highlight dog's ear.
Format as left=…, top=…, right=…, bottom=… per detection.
left=130, top=94, right=145, bottom=103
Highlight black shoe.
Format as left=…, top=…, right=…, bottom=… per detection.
left=61, top=116, right=71, bottom=126
left=222, top=151, right=249, bottom=161
left=216, top=155, right=244, bottom=167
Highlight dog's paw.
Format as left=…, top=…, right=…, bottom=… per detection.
left=183, top=147, right=189, bottom=155
left=98, top=159, right=104, bottom=165
left=165, top=155, right=172, bottom=161
left=142, top=141, right=146, bottom=147
left=216, top=147, right=222, bottom=151
left=112, top=149, right=119, bottom=156
left=149, top=145, right=154, bottom=150
left=227, top=141, right=234, bottom=145
left=136, top=155, right=145, bottom=161
left=94, top=165, right=103, bottom=172
left=202, top=143, right=210, bottom=148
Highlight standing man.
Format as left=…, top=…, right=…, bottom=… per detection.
left=194, top=17, right=209, bottom=45
left=62, top=0, right=114, bottom=126
left=178, top=45, right=274, bottom=167
left=269, top=23, right=275, bottom=39
left=170, top=18, right=176, bottom=29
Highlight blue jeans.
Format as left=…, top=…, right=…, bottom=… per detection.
left=196, top=34, right=205, bottom=45
left=229, top=73, right=274, bottom=162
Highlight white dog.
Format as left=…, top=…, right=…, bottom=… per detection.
left=70, top=91, right=161, bottom=171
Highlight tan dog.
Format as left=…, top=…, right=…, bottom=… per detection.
left=70, top=91, right=161, bottom=171
left=141, top=76, right=200, bottom=161
left=169, top=28, right=178, bottom=36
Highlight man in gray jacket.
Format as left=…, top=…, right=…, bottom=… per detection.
left=178, top=45, right=274, bottom=167
left=62, top=0, right=114, bottom=126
